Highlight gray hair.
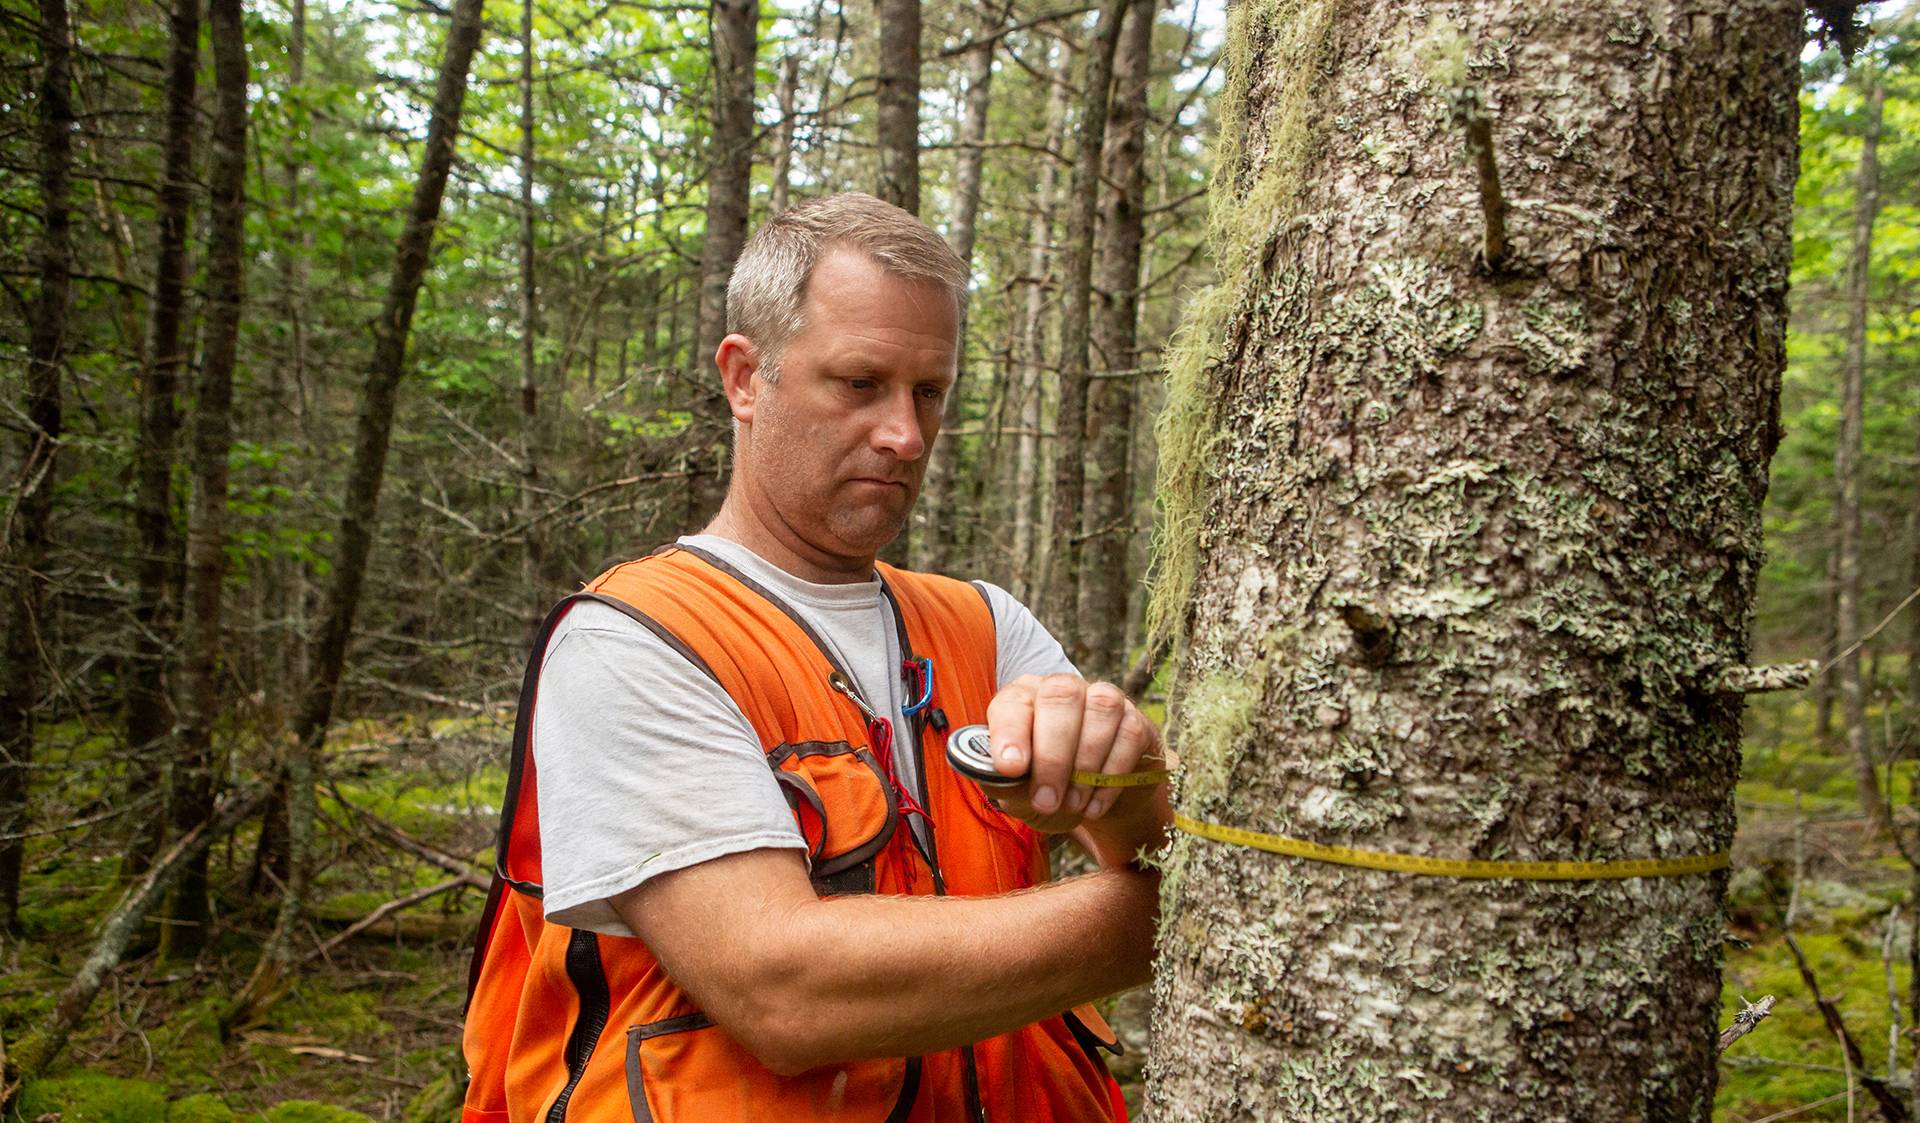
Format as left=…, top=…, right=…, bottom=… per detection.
left=726, top=192, right=968, bottom=381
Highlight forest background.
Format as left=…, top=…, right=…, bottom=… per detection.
left=0, top=0, right=1916, bottom=1119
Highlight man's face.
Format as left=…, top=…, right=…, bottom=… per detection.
left=728, top=249, right=958, bottom=569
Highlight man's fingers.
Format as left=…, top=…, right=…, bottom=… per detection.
left=1087, top=705, right=1155, bottom=820
left=1069, top=683, right=1129, bottom=815
left=984, top=676, right=1040, bottom=779
left=1028, top=674, right=1086, bottom=815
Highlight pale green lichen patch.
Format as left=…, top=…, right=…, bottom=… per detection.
left=1174, top=664, right=1268, bottom=812
left=1512, top=295, right=1592, bottom=375
left=1323, top=258, right=1485, bottom=405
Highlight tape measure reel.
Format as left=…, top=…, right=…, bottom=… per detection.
left=945, top=723, right=1175, bottom=789
left=944, top=723, right=1024, bottom=787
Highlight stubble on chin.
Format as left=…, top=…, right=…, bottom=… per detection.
left=826, top=485, right=916, bottom=553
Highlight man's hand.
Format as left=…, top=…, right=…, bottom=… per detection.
left=982, top=674, right=1171, bottom=864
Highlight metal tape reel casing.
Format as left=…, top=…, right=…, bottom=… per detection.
left=944, top=723, right=1024, bottom=787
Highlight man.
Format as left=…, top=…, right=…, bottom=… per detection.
left=464, top=193, right=1170, bottom=1122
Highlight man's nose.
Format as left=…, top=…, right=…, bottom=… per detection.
left=870, top=389, right=927, bottom=461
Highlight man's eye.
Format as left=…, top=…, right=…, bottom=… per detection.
left=918, top=385, right=947, bottom=400
left=847, top=378, right=877, bottom=391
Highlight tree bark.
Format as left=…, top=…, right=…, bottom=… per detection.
left=1079, top=0, right=1154, bottom=683
left=160, top=0, right=249, bottom=961
left=0, top=0, right=74, bottom=936
left=122, top=0, right=198, bottom=882
left=1042, top=0, right=1126, bottom=659
left=1146, top=3, right=1799, bottom=1118
left=1010, top=40, right=1075, bottom=604
left=1838, top=77, right=1885, bottom=830
left=771, top=53, right=799, bottom=216
left=912, top=0, right=1005, bottom=574
left=875, top=0, right=921, bottom=215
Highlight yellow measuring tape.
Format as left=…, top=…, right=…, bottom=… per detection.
left=1069, top=767, right=1175, bottom=789
left=1172, top=813, right=1729, bottom=880
left=1055, top=769, right=1726, bottom=880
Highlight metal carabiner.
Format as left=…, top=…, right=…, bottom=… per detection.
left=900, top=657, right=934, bottom=716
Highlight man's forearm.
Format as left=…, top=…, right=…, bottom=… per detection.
left=737, top=864, right=1159, bottom=1072
left=612, top=845, right=1161, bottom=1074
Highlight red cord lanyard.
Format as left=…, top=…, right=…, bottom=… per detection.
left=828, top=671, right=932, bottom=824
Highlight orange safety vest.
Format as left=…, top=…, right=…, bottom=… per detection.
left=463, top=544, right=1128, bottom=1123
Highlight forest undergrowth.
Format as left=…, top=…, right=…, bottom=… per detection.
left=3, top=678, right=1918, bottom=1122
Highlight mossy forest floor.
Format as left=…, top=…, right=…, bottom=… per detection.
left=4, top=688, right=1918, bottom=1121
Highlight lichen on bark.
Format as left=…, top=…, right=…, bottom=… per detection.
left=1147, top=2, right=1800, bottom=1119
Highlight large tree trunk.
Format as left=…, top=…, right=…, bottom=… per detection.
left=1010, top=40, right=1074, bottom=604
left=1079, top=0, right=1154, bottom=684
left=160, top=0, right=249, bottom=961
left=1146, top=3, right=1799, bottom=1118
left=122, top=0, right=197, bottom=882
left=1838, top=77, right=1885, bottom=830
left=874, top=0, right=921, bottom=215
left=0, top=0, right=74, bottom=936
left=912, top=0, right=1004, bottom=574
left=687, top=0, right=757, bottom=527
left=1042, top=0, right=1125, bottom=658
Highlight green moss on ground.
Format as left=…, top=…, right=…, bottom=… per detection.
left=10, top=1074, right=168, bottom=1123
left=166, top=1094, right=237, bottom=1123
left=248, top=1104, right=373, bottom=1123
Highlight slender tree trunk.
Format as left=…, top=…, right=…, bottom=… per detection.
left=160, top=0, right=249, bottom=962
left=1147, top=3, right=1799, bottom=1118
left=1817, top=547, right=1838, bottom=737
left=771, top=53, right=799, bottom=216
left=1011, top=41, right=1074, bottom=604
left=518, top=0, right=542, bottom=617
left=1908, top=406, right=1920, bottom=716
left=1839, top=77, right=1885, bottom=830
left=874, top=0, right=921, bottom=215
left=688, top=0, right=757, bottom=527
left=0, top=0, right=74, bottom=936
left=913, top=0, right=1005, bottom=574
left=220, top=0, right=485, bottom=1007
left=123, top=0, right=198, bottom=881
left=278, top=0, right=312, bottom=707
left=1042, top=0, right=1126, bottom=657
left=872, top=0, right=922, bottom=568
left=1079, top=0, right=1154, bottom=684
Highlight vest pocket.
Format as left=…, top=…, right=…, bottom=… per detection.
left=624, top=1012, right=918, bottom=1122
left=767, top=741, right=899, bottom=886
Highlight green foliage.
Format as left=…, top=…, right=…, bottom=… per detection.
left=1755, top=42, right=1920, bottom=656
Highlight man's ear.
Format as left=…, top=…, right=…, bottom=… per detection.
left=715, top=334, right=762, bottom=424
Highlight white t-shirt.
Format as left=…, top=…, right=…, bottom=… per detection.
left=531, top=534, right=1076, bottom=935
